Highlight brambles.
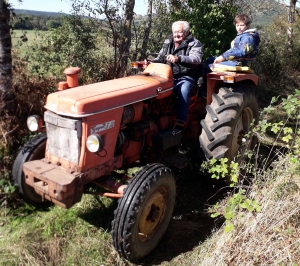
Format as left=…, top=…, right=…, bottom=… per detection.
left=204, top=91, right=300, bottom=234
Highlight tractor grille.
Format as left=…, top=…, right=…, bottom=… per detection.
left=44, top=111, right=82, bottom=164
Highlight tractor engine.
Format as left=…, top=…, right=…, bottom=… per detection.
left=115, top=93, right=178, bottom=166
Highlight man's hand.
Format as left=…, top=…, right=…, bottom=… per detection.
left=166, top=54, right=179, bottom=63
left=143, top=59, right=152, bottom=67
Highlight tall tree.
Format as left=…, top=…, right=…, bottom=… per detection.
left=132, top=0, right=171, bottom=61
left=140, top=0, right=152, bottom=60
left=71, top=0, right=135, bottom=78
left=145, top=0, right=171, bottom=56
left=287, top=0, right=297, bottom=52
left=119, top=0, right=135, bottom=76
left=0, top=0, right=12, bottom=115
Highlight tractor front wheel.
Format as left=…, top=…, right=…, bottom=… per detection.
left=12, top=133, right=49, bottom=206
left=112, top=163, right=176, bottom=262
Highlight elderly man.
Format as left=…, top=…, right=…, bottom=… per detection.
left=151, top=20, right=203, bottom=127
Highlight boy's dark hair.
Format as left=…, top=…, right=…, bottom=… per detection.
left=234, top=14, right=252, bottom=26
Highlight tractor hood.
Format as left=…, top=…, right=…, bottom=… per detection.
left=45, top=63, right=174, bottom=117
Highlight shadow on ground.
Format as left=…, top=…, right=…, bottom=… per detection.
left=140, top=164, right=227, bottom=265
left=79, top=168, right=225, bottom=265
left=78, top=139, right=228, bottom=265
left=77, top=138, right=286, bottom=265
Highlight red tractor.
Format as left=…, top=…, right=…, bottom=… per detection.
left=13, top=62, right=259, bottom=262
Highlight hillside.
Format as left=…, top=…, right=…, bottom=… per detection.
left=12, top=4, right=284, bottom=28
left=13, top=9, right=69, bottom=17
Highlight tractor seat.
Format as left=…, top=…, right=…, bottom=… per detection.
left=210, top=58, right=256, bottom=73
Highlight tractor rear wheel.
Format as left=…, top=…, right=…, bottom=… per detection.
left=12, top=133, right=49, bottom=206
left=199, top=84, right=259, bottom=163
left=112, top=163, right=176, bottom=262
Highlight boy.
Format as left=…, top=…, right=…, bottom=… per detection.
left=213, top=14, right=260, bottom=67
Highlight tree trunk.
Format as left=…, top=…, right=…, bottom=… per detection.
left=287, top=0, right=297, bottom=52
left=0, top=0, right=13, bottom=115
left=140, top=0, right=152, bottom=60
left=118, top=0, right=135, bottom=77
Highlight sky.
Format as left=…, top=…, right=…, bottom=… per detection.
left=8, top=0, right=147, bottom=15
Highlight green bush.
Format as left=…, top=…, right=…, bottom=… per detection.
left=170, top=0, right=238, bottom=59
left=254, top=16, right=300, bottom=98
left=22, top=15, right=115, bottom=84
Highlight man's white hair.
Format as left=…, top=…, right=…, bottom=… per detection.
left=172, top=21, right=190, bottom=33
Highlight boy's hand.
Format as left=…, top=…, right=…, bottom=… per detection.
left=213, top=55, right=224, bottom=64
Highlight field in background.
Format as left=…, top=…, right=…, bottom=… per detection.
left=11, top=29, right=44, bottom=55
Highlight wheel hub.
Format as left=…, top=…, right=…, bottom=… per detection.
left=138, top=188, right=167, bottom=242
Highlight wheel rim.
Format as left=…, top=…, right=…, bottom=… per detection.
left=138, top=187, right=167, bottom=242
left=231, top=107, right=254, bottom=158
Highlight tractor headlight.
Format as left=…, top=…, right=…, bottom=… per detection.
left=86, top=134, right=103, bottom=153
left=27, top=115, right=43, bottom=132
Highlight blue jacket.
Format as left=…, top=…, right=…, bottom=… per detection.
left=222, top=29, right=260, bottom=66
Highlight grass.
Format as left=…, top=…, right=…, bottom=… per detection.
left=196, top=156, right=300, bottom=265
left=2, top=144, right=300, bottom=265
left=0, top=138, right=220, bottom=265
left=2, top=94, right=300, bottom=265
left=0, top=195, right=127, bottom=266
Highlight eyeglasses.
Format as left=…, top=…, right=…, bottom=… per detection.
left=173, top=31, right=184, bottom=35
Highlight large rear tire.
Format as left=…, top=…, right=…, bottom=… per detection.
left=199, top=84, right=259, bottom=162
left=12, top=133, right=48, bottom=206
left=112, top=163, right=176, bottom=262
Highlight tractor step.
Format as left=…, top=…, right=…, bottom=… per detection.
left=162, top=152, right=189, bottom=169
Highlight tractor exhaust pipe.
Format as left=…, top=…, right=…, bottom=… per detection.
left=58, top=67, right=81, bottom=90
